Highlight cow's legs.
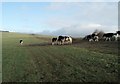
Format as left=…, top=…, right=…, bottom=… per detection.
left=89, top=39, right=93, bottom=42
left=114, top=35, right=118, bottom=41
left=20, top=42, right=23, bottom=45
left=52, top=42, right=54, bottom=45
left=108, top=37, right=111, bottom=41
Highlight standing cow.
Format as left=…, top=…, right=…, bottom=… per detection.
left=84, top=33, right=99, bottom=42
left=51, top=38, right=57, bottom=45
left=57, top=36, right=66, bottom=45
left=115, top=31, right=120, bottom=41
left=57, top=36, right=72, bottom=45
left=83, top=34, right=93, bottom=42
left=103, top=33, right=117, bottom=41
left=117, top=31, right=120, bottom=35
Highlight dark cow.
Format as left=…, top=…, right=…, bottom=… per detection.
left=84, top=33, right=99, bottom=42
left=57, top=36, right=72, bottom=45
left=20, top=39, right=23, bottom=45
left=51, top=38, right=57, bottom=45
left=103, top=33, right=117, bottom=41
left=91, top=33, right=98, bottom=41
left=57, top=36, right=65, bottom=45
left=84, top=35, right=93, bottom=42
left=94, top=36, right=99, bottom=41
left=116, top=31, right=120, bottom=35
left=115, top=31, right=120, bottom=41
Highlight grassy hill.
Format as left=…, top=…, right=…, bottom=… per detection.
left=2, top=32, right=119, bottom=82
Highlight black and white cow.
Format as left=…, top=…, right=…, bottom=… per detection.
left=92, top=33, right=99, bottom=41
left=51, top=38, right=57, bottom=45
left=84, top=33, right=99, bottom=42
left=20, top=39, right=23, bottom=45
left=84, top=35, right=93, bottom=42
left=57, top=36, right=65, bottom=45
left=57, top=36, right=72, bottom=45
left=94, top=36, right=99, bottom=41
left=115, top=31, right=120, bottom=41
left=64, top=36, right=72, bottom=44
left=117, top=31, right=120, bottom=35
left=103, top=33, right=117, bottom=41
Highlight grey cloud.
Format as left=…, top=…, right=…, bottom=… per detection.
left=2, top=0, right=119, bottom=2
left=44, top=2, right=117, bottom=31
left=40, top=24, right=118, bottom=37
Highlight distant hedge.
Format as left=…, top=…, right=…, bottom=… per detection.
left=0, top=31, right=9, bottom=32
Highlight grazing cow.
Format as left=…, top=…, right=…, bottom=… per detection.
left=20, top=39, right=23, bottom=45
left=57, top=36, right=72, bottom=45
left=84, top=35, right=94, bottom=42
left=84, top=33, right=99, bottom=42
left=92, top=33, right=99, bottom=42
left=94, top=35, right=99, bottom=41
left=51, top=38, right=57, bottom=45
left=103, top=33, right=117, bottom=41
left=64, top=36, right=72, bottom=44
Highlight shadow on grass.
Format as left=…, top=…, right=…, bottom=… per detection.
left=25, top=42, right=52, bottom=47
left=23, top=42, right=74, bottom=47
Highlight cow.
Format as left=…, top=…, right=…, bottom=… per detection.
left=92, top=33, right=99, bottom=42
left=115, top=31, right=120, bottom=41
left=68, top=36, right=72, bottom=44
left=84, top=33, right=99, bottom=42
left=57, top=36, right=65, bottom=45
left=84, top=34, right=94, bottom=42
left=51, top=38, right=57, bottom=45
left=57, top=36, right=72, bottom=45
left=117, top=31, right=120, bottom=35
left=20, top=39, right=23, bottom=45
left=64, top=36, right=72, bottom=44
left=94, top=35, right=99, bottom=41
left=102, top=33, right=117, bottom=41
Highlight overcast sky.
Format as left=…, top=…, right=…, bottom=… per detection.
left=1, top=0, right=119, bottom=37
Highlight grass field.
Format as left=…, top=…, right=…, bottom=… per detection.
left=2, top=32, right=119, bottom=82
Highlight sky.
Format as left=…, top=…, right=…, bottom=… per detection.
left=1, top=1, right=119, bottom=37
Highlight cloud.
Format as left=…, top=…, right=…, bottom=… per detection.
left=2, top=2, right=118, bottom=36
left=2, top=0, right=119, bottom=2
left=0, top=27, right=3, bottom=30
left=74, top=2, right=118, bottom=25
left=45, top=2, right=80, bottom=10
left=39, top=23, right=118, bottom=37
left=44, top=2, right=117, bottom=29
left=45, top=3, right=66, bottom=10
left=40, top=2, right=118, bottom=37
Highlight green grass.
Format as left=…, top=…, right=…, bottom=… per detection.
left=2, top=32, right=119, bottom=82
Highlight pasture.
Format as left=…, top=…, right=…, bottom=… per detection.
left=2, top=32, right=119, bottom=82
